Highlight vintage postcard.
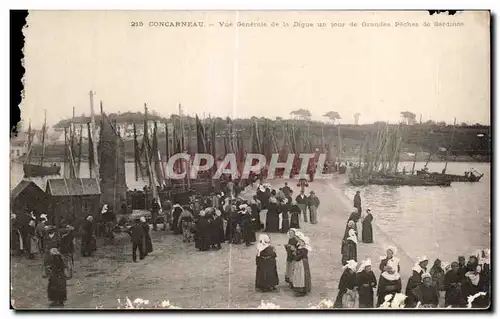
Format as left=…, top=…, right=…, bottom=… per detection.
left=10, top=10, right=490, bottom=310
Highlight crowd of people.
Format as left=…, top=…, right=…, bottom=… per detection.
left=11, top=178, right=490, bottom=309
left=334, top=193, right=491, bottom=308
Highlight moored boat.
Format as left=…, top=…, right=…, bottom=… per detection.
left=416, top=169, right=483, bottom=182
left=22, top=112, right=62, bottom=178
left=23, top=163, right=61, bottom=178
left=349, top=174, right=452, bottom=187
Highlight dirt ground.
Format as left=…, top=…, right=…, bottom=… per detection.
left=11, top=177, right=413, bottom=309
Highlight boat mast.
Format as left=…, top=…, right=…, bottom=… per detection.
left=89, top=91, right=101, bottom=192
left=39, top=110, right=47, bottom=166
left=89, top=91, right=100, bottom=179
left=443, top=117, right=457, bottom=174
left=25, top=119, right=32, bottom=164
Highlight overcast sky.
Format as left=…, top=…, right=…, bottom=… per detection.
left=21, top=10, right=490, bottom=128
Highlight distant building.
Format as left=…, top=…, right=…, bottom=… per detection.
left=10, top=139, right=28, bottom=159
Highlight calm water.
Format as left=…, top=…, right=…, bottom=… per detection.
left=11, top=161, right=490, bottom=264
left=341, top=161, right=491, bottom=264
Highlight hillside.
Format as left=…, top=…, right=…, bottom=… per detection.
left=22, top=117, right=491, bottom=163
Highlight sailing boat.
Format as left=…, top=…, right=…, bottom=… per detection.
left=23, top=111, right=61, bottom=178
left=416, top=119, right=483, bottom=182
left=97, top=102, right=127, bottom=208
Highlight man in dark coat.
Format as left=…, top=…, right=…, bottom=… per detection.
left=353, top=191, right=362, bottom=214
left=80, top=216, right=94, bottom=257
left=151, top=198, right=160, bottom=231
left=295, top=191, right=309, bottom=223
left=59, top=225, right=75, bottom=278
left=282, top=182, right=293, bottom=197
left=128, top=219, right=145, bottom=262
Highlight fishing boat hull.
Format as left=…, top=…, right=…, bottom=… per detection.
left=349, top=174, right=451, bottom=187
left=23, top=163, right=61, bottom=178
left=416, top=170, right=483, bottom=182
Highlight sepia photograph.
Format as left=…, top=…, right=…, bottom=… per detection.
left=9, top=10, right=491, bottom=310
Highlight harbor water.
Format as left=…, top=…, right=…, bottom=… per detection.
left=341, top=161, right=491, bottom=264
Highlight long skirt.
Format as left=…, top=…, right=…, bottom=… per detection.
left=342, top=289, right=359, bottom=308
left=309, top=206, right=318, bottom=224
left=281, top=217, right=290, bottom=233
left=358, top=286, right=374, bottom=308
left=29, top=236, right=39, bottom=255
left=341, top=241, right=357, bottom=265
left=143, top=235, right=153, bottom=255
left=48, top=275, right=67, bottom=303
left=290, top=212, right=300, bottom=229
left=255, top=257, right=279, bottom=291
left=362, top=222, right=373, bottom=243
left=285, top=260, right=296, bottom=284
left=292, top=259, right=312, bottom=294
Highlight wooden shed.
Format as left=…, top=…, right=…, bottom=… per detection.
left=46, top=178, right=101, bottom=227
left=10, top=180, right=48, bottom=216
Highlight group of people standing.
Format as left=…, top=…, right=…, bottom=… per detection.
left=11, top=211, right=79, bottom=307
left=255, top=229, right=312, bottom=297
left=336, top=190, right=490, bottom=308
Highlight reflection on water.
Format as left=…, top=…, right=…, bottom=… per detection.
left=340, top=161, right=490, bottom=264
left=11, top=160, right=490, bottom=264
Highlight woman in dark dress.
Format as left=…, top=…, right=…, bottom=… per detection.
left=241, top=206, right=255, bottom=247
left=280, top=198, right=290, bottom=233
left=250, top=197, right=262, bottom=231
left=46, top=248, right=67, bottom=307
left=361, top=209, right=373, bottom=243
left=462, top=265, right=488, bottom=308
left=334, top=260, right=358, bottom=308
left=357, top=259, right=377, bottom=308
left=289, top=204, right=301, bottom=229
left=291, top=234, right=312, bottom=296
left=379, top=246, right=401, bottom=273
left=171, top=204, right=183, bottom=234
left=377, top=262, right=402, bottom=306
left=444, top=261, right=463, bottom=307
left=265, top=197, right=280, bottom=233
left=412, top=273, right=439, bottom=308
left=284, top=229, right=298, bottom=285
left=211, top=209, right=225, bottom=249
left=341, top=229, right=357, bottom=265
left=140, top=217, right=153, bottom=256
left=255, top=234, right=279, bottom=292
left=195, top=210, right=211, bottom=251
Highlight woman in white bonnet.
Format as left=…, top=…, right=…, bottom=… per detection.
left=255, top=234, right=279, bottom=292
left=357, top=259, right=377, bottom=308
left=334, top=259, right=358, bottom=308
left=291, top=233, right=312, bottom=297
left=376, top=260, right=402, bottom=306
left=379, top=245, right=400, bottom=273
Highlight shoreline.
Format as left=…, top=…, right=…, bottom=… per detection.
left=241, top=177, right=415, bottom=306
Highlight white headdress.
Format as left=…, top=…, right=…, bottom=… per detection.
left=199, top=209, right=206, bottom=217
left=357, top=259, right=372, bottom=273
left=139, top=216, right=146, bottom=223
left=343, top=260, right=358, bottom=272
left=347, top=229, right=357, bottom=244
left=256, top=234, right=271, bottom=256
left=386, top=245, right=398, bottom=256
left=421, top=272, right=432, bottom=281
left=101, top=204, right=109, bottom=214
